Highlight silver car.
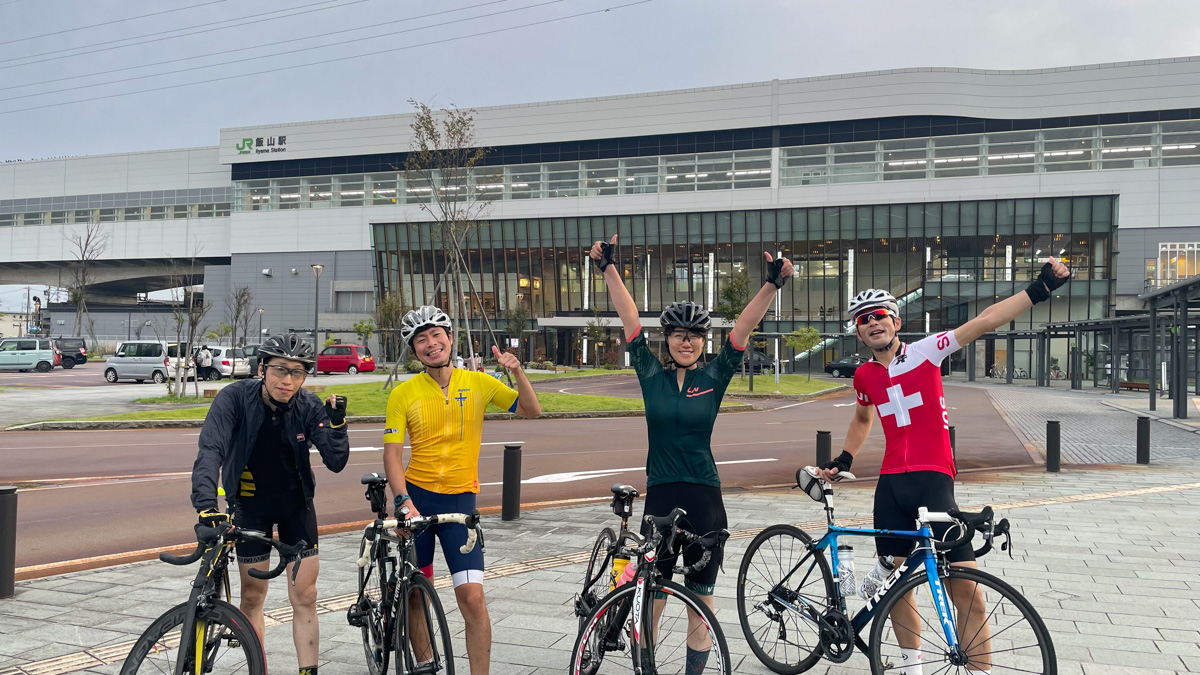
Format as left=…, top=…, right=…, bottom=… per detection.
left=105, top=340, right=195, bottom=384
left=204, top=346, right=251, bottom=380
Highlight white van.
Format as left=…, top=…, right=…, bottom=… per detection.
left=104, top=340, right=195, bottom=384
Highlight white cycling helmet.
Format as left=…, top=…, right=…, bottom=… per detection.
left=846, top=289, right=899, bottom=319
left=400, top=305, right=452, bottom=346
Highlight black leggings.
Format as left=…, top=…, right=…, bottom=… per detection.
left=873, top=471, right=975, bottom=564
left=640, top=482, right=727, bottom=594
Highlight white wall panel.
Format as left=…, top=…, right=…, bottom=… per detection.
left=0, top=218, right=229, bottom=263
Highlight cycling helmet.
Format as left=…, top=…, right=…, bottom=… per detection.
left=401, top=305, right=452, bottom=346
left=258, top=332, right=317, bottom=367
left=846, top=289, right=899, bottom=319
left=659, top=301, right=711, bottom=334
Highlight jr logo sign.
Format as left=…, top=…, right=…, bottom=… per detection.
left=236, top=138, right=253, bottom=155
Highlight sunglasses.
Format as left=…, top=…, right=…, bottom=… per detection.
left=855, top=309, right=892, bottom=326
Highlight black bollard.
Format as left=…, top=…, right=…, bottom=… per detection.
left=502, top=444, right=523, bottom=521
left=0, top=486, right=15, bottom=599
left=949, top=425, right=957, bottom=466
left=816, top=430, right=831, bottom=467
left=1137, top=416, right=1150, bottom=465
left=1046, top=421, right=1061, bottom=473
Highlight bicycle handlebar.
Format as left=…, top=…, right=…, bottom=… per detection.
left=161, top=522, right=307, bottom=584
left=355, top=510, right=483, bottom=567
left=931, top=506, right=994, bottom=551
left=670, top=529, right=730, bottom=576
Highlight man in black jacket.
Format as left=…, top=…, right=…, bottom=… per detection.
left=191, top=333, right=349, bottom=675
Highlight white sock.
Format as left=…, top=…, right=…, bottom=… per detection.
left=967, top=670, right=990, bottom=675
left=900, top=648, right=923, bottom=675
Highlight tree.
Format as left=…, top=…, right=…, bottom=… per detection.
left=353, top=318, right=375, bottom=348
left=504, top=302, right=531, bottom=355
left=205, top=321, right=233, bottom=343
left=784, top=327, right=822, bottom=380
left=66, top=222, right=109, bottom=339
left=164, top=242, right=211, bottom=397
left=584, top=308, right=610, bottom=369
left=374, top=289, right=408, bottom=363
left=403, top=100, right=496, bottom=366
left=227, top=285, right=254, bottom=347
left=713, top=267, right=751, bottom=321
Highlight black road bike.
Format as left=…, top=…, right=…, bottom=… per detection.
left=347, top=472, right=483, bottom=675
left=120, top=517, right=305, bottom=675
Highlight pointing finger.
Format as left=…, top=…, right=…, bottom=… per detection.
left=764, top=251, right=774, bottom=262
left=610, top=234, right=618, bottom=244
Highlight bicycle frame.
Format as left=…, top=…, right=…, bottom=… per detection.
left=175, top=538, right=236, bottom=675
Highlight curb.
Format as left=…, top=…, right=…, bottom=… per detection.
left=1099, top=400, right=1200, bottom=434
left=6, top=404, right=758, bottom=431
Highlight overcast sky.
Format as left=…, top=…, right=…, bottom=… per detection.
left=2, top=0, right=1199, bottom=311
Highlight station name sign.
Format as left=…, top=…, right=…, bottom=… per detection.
left=236, top=135, right=288, bottom=156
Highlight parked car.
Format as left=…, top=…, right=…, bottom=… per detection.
left=106, top=340, right=172, bottom=383
left=242, top=343, right=262, bottom=377
left=204, top=346, right=250, bottom=380
left=54, top=337, right=88, bottom=365
left=317, top=344, right=376, bottom=374
left=0, top=337, right=58, bottom=372
left=167, top=343, right=196, bottom=380
left=824, top=354, right=867, bottom=378
left=742, top=349, right=775, bottom=375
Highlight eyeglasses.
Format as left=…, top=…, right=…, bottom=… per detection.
left=855, top=309, right=892, bottom=326
left=264, top=364, right=309, bottom=380
left=668, top=331, right=706, bottom=343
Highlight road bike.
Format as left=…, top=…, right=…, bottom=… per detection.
left=570, top=502, right=731, bottom=675
left=737, top=467, right=1055, bottom=674
left=987, top=364, right=1007, bottom=379
left=574, top=483, right=643, bottom=633
left=120, top=517, right=306, bottom=674
left=346, top=472, right=483, bottom=675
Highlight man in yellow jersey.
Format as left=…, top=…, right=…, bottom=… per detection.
left=383, top=306, right=541, bottom=675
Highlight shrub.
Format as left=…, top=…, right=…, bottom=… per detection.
left=404, top=359, right=424, bottom=373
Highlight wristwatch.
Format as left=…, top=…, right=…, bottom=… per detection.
left=393, top=494, right=412, bottom=508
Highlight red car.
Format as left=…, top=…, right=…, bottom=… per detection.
left=317, top=344, right=376, bottom=374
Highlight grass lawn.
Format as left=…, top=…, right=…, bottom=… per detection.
left=134, top=395, right=210, bottom=405
left=724, top=373, right=841, bottom=396
left=525, top=369, right=634, bottom=381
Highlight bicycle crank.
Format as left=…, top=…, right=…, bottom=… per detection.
left=817, top=610, right=855, bottom=663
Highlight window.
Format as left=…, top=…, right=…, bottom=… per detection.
left=123, top=206, right=144, bottom=221
left=243, top=179, right=271, bottom=211
left=781, top=145, right=829, bottom=185
left=622, top=157, right=660, bottom=193
left=50, top=211, right=68, bottom=224
left=72, top=210, right=92, bottom=223
left=985, top=131, right=1037, bottom=175
left=172, top=204, right=190, bottom=219
left=150, top=206, right=168, bottom=220
left=548, top=162, right=582, bottom=197
left=276, top=179, right=301, bottom=209
left=509, top=165, right=540, bottom=199
left=369, top=173, right=399, bottom=205
left=140, top=343, right=163, bottom=357
left=730, top=149, right=771, bottom=188
left=0, top=214, right=15, bottom=227
left=336, top=176, right=365, bottom=207
left=933, top=135, right=981, bottom=178
left=335, top=290, right=372, bottom=312
left=472, top=167, right=503, bottom=201
left=830, top=142, right=877, bottom=183
left=1161, top=120, right=1200, bottom=166
left=1042, top=127, right=1094, bottom=172
left=17, top=340, right=36, bottom=350
left=0, top=341, right=16, bottom=352
left=21, top=212, right=44, bottom=225
left=305, top=178, right=332, bottom=207
left=583, top=160, right=616, bottom=196
left=1099, top=124, right=1153, bottom=169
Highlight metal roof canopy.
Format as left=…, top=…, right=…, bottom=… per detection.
left=1138, top=274, right=1200, bottom=303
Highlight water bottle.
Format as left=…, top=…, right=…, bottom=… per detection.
left=615, top=557, right=637, bottom=587
left=836, top=545, right=855, bottom=597
left=858, top=555, right=895, bottom=600
left=611, top=554, right=632, bottom=590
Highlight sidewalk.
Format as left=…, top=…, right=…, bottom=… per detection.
left=3, top=458, right=1200, bottom=674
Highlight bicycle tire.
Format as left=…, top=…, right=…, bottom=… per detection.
left=121, top=600, right=264, bottom=675
left=357, top=534, right=394, bottom=675
left=396, top=573, right=455, bottom=675
left=736, top=524, right=835, bottom=674
left=571, top=578, right=731, bottom=675
left=868, top=565, right=1056, bottom=675
left=579, top=526, right=617, bottom=631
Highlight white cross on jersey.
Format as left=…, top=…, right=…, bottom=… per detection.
left=876, top=384, right=923, bottom=427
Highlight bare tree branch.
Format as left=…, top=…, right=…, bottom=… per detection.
left=66, top=222, right=109, bottom=337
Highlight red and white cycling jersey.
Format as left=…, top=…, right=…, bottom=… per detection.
left=853, top=331, right=961, bottom=477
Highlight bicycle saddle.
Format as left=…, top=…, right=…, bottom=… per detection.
left=361, top=472, right=387, bottom=486
left=611, top=483, right=639, bottom=499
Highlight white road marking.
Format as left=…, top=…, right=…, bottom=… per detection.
left=772, top=401, right=813, bottom=411
left=478, top=458, right=777, bottom=486
left=832, top=403, right=855, bottom=407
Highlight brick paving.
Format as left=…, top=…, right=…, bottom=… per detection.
left=985, top=386, right=1200, bottom=464
left=2, top=451, right=1199, bottom=674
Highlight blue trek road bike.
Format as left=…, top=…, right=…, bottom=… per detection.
left=737, top=467, right=1055, bottom=675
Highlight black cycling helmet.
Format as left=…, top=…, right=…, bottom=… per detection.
left=659, top=301, right=711, bottom=334
left=258, top=332, right=317, bottom=368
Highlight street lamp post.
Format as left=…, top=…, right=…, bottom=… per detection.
left=257, top=308, right=264, bottom=338
left=311, top=265, right=324, bottom=377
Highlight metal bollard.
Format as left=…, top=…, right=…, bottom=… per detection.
left=0, top=486, right=15, bottom=599
left=949, top=425, right=957, bottom=466
left=1045, top=421, right=1061, bottom=473
left=501, top=444, right=523, bottom=522
left=816, top=430, right=831, bottom=467
left=1136, top=416, right=1150, bottom=465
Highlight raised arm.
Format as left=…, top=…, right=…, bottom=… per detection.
left=730, top=252, right=794, bottom=349
left=589, top=234, right=641, bottom=341
left=953, top=258, right=1071, bottom=346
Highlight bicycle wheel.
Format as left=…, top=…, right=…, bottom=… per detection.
left=737, top=524, right=834, bottom=674
left=869, top=565, right=1055, bottom=675
left=121, top=600, right=264, bottom=675
left=579, top=527, right=617, bottom=630
left=357, top=535, right=394, bottom=675
left=397, top=573, right=455, bottom=675
left=571, top=578, right=731, bottom=675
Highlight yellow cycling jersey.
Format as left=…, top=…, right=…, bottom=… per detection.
left=384, top=369, right=519, bottom=494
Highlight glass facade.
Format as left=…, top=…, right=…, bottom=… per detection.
left=230, top=120, right=1200, bottom=212
left=373, top=196, right=1116, bottom=364
left=0, top=187, right=232, bottom=227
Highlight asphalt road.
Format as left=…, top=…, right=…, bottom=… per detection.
left=0, top=361, right=114, bottom=387
left=1, top=380, right=1029, bottom=568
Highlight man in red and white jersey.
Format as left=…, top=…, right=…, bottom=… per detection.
left=819, top=258, right=1070, bottom=675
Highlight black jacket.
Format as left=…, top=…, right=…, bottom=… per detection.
left=191, top=379, right=350, bottom=512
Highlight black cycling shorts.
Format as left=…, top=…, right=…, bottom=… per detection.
left=873, top=471, right=975, bottom=564
left=233, top=496, right=319, bottom=564
left=640, top=482, right=727, bottom=595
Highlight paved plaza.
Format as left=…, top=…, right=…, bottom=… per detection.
left=3, top=447, right=1200, bottom=674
